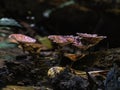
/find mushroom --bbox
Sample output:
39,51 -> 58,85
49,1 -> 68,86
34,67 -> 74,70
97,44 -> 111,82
77,33 -> 107,44
64,53 -> 86,62
48,35 -> 73,46
8,34 -> 49,57
8,34 -> 36,43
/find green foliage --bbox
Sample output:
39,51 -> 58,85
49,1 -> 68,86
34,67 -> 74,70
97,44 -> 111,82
35,36 -> 53,49
0,41 -> 18,48
0,18 -> 22,27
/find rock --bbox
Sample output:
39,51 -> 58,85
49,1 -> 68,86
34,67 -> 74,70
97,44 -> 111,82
104,60 -> 120,90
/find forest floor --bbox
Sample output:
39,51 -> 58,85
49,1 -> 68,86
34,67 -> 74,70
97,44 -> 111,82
0,46 -> 120,90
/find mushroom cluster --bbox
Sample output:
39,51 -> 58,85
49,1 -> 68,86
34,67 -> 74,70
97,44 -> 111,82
48,33 -> 106,61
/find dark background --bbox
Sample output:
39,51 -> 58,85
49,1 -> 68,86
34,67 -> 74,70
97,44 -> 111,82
0,0 -> 120,48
